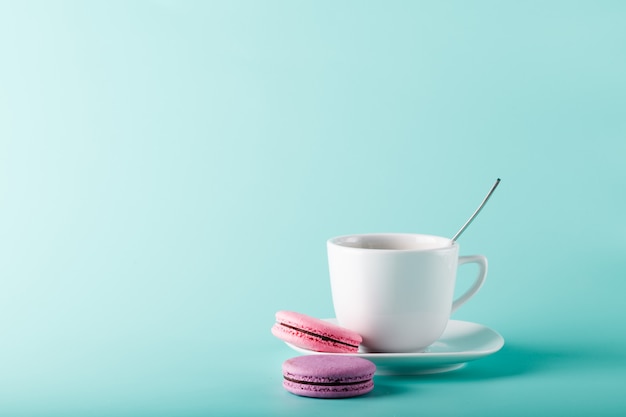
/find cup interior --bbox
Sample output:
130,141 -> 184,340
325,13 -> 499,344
329,233 -> 453,251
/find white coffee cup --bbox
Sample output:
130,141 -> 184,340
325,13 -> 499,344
327,233 -> 487,353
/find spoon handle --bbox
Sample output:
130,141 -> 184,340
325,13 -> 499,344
451,178 -> 501,242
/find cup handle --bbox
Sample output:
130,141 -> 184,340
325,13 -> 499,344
451,255 -> 488,313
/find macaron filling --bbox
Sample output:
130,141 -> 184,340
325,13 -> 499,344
278,322 -> 359,349
283,376 -> 371,386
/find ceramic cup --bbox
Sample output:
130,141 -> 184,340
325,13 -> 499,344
327,233 -> 487,353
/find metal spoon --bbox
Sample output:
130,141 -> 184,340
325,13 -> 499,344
451,178 -> 501,242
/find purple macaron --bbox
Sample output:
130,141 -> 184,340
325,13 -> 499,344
282,355 -> 376,398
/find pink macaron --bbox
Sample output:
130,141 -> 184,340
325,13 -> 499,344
282,355 -> 375,398
271,310 -> 362,353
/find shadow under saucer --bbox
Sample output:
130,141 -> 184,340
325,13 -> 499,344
380,342 -> 592,382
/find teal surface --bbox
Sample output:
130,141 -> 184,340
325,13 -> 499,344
1,1 -> 625,416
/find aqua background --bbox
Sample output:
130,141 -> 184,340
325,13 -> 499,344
1,1 -> 625,416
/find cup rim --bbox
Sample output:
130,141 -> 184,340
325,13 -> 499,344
327,233 -> 457,252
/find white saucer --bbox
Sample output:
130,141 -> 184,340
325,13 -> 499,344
285,319 -> 504,375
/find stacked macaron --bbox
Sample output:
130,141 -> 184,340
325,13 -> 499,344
272,310 -> 375,398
